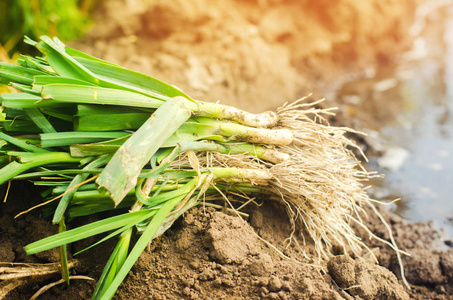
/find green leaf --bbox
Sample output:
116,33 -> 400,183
97,196 -> 182,300
9,82 -> 38,95
41,84 -> 166,108
0,152 -> 81,186
24,209 -> 156,255
33,75 -> 97,92
36,37 -> 187,100
19,55 -> 55,74
36,36 -> 100,84
1,92 -> 67,109
96,97 -> 192,205
75,113 -> 150,131
13,169 -> 102,179
1,120 -> 41,133
91,228 -> 133,299
24,107 -> 57,133
0,62 -> 48,85
59,218 -> 70,284
52,155 -> 112,224
76,104 -> 150,116
0,132 -> 48,153
41,107 -> 75,122
69,135 -> 131,157
40,131 -> 129,148
67,198 -> 135,218
138,176 -> 198,207
71,54 -> 191,99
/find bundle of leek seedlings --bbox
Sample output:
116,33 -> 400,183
0,36 -> 406,299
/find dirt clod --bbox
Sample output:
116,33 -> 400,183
249,253 -> 274,276
328,254 -> 409,300
0,242 -> 15,262
206,212 -> 258,264
268,275 -> 282,292
327,255 -> 356,288
351,260 -> 409,300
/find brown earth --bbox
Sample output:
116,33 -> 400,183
2,185 -> 452,299
2,0 -> 453,299
72,0 -> 417,113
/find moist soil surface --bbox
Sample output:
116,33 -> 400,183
2,0 -> 453,299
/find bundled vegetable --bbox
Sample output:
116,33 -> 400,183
0,37 -> 404,299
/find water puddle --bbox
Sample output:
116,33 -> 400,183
335,2 -> 453,239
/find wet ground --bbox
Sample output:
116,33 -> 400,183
333,1 -> 453,240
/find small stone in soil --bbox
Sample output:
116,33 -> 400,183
268,275 -> 282,292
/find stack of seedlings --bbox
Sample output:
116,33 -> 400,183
0,36 -> 404,299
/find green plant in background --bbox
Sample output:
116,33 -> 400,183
0,36 -> 408,298
0,0 -> 95,56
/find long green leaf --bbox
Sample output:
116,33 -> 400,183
76,104 -> 150,116
13,169 -> 103,179
0,132 -> 48,153
0,62 -> 47,85
71,55 -> 190,98
0,152 -> 82,186
64,47 -> 119,67
65,45 -> 191,99
41,84 -> 166,107
24,209 -> 156,255
73,215 -> 141,256
33,75 -> 97,92
40,131 -> 129,148
1,92 -> 67,109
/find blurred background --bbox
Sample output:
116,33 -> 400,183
0,0 -> 94,56
1,0 -> 452,239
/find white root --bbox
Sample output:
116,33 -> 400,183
188,98 -> 279,128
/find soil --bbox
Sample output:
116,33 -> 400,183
1,0 -> 453,299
